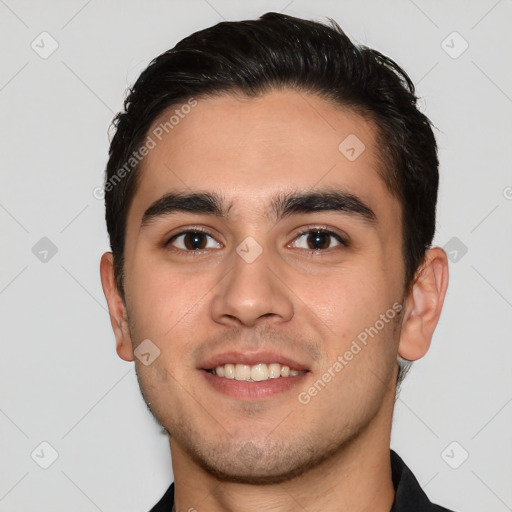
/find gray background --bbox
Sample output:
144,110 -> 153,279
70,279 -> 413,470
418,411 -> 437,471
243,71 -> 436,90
1,0 -> 511,511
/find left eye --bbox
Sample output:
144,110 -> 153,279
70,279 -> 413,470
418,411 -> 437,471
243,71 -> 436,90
168,231 -> 221,251
290,230 -> 345,251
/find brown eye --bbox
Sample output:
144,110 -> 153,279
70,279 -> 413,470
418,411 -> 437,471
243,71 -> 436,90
291,229 -> 345,251
306,231 -> 331,250
168,231 -> 221,251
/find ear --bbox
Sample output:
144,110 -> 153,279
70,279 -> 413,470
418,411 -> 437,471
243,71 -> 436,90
99,252 -> 134,361
398,247 -> 449,361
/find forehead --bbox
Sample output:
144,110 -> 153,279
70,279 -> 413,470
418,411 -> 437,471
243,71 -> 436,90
127,89 -> 398,228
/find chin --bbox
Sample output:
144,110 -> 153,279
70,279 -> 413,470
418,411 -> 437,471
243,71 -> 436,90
181,435 -> 349,485
191,454 -> 312,485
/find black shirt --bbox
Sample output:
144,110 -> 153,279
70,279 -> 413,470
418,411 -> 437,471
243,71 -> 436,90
149,450 -> 454,511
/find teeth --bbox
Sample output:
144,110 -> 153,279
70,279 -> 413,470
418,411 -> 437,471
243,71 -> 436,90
268,363 -> 281,378
235,364 -> 251,380
251,363 -> 268,382
224,363 -> 235,379
212,363 -> 305,381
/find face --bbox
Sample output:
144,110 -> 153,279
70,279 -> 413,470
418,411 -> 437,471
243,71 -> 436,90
113,90 -> 409,483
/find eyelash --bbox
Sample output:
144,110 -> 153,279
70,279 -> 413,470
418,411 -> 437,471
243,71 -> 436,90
289,227 -> 348,254
165,226 -> 348,256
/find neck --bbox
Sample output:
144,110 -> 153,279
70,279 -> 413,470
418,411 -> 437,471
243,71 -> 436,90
169,395 -> 396,512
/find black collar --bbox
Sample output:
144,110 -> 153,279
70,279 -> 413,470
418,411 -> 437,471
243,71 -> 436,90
149,450 -> 454,511
389,450 -> 454,511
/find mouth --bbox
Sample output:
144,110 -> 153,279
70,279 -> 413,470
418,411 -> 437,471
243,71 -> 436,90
206,362 -> 306,381
199,352 -> 310,400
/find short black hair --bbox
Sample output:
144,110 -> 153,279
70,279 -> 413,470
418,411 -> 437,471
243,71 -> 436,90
104,11 -> 438,299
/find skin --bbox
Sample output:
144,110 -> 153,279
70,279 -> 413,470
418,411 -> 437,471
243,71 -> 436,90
100,90 -> 449,512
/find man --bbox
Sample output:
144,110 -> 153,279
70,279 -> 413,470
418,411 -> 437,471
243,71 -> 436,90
100,12 -> 452,512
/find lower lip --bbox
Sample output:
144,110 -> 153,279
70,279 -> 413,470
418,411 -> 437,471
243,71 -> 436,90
200,370 -> 309,400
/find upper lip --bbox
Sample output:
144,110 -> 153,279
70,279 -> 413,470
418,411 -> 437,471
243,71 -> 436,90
199,351 -> 309,372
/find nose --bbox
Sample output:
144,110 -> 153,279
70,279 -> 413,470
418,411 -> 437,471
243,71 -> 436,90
210,243 -> 294,328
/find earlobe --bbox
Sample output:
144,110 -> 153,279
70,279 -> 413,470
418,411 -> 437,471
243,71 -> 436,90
398,247 -> 449,361
99,252 -> 134,361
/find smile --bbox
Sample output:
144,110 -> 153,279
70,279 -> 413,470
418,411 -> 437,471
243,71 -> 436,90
207,363 -> 306,381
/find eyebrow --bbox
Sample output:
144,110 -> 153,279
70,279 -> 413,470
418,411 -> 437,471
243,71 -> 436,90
140,188 -> 377,228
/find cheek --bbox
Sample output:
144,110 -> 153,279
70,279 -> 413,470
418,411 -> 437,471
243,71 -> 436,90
125,254 -> 209,342
290,262 -> 402,395
294,264 -> 398,342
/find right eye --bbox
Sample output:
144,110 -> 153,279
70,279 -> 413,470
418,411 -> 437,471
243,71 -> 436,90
166,230 -> 222,252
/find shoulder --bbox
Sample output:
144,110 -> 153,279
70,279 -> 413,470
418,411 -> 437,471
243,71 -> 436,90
390,450 -> 457,512
148,482 -> 174,512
